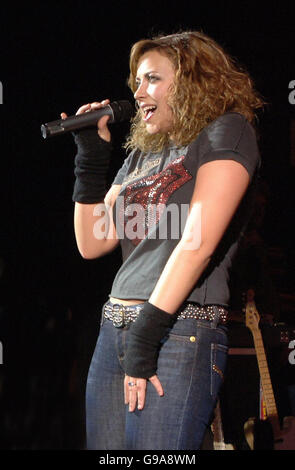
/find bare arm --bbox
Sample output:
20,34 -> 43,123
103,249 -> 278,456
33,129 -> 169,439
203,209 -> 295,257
74,184 -> 121,259
149,159 -> 251,312
126,159 -> 251,411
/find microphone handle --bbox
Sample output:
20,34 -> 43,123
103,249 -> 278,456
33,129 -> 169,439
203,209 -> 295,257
41,105 -> 115,139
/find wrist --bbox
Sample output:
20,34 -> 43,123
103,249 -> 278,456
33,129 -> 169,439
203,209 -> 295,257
123,301 -> 177,379
142,301 -> 176,326
72,128 -> 112,204
73,128 -> 112,154
98,128 -> 111,143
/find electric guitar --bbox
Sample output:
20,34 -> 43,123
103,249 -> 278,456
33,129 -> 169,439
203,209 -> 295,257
212,399 -> 234,450
245,292 -> 295,450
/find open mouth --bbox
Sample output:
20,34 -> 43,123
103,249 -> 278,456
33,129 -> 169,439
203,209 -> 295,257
142,105 -> 157,122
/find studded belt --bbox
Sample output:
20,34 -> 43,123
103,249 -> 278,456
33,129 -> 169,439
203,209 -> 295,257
103,301 -> 228,328
104,302 -> 144,328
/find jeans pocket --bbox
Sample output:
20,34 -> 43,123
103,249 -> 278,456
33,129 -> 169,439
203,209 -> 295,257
210,343 -> 228,402
165,332 -> 197,344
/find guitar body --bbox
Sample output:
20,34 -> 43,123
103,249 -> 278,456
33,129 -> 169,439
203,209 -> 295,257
244,417 -> 274,450
245,294 -> 295,450
274,415 -> 295,450
212,399 -> 235,450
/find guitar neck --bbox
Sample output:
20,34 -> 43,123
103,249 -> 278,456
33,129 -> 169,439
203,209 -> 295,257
245,297 -> 295,448
251,329 -> 279,424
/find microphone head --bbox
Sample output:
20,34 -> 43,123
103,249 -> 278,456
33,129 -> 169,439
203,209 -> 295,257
111,100 -> 134,123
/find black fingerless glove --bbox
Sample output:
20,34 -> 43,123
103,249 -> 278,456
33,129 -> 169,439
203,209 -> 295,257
72,128 -> 112,203
124,302 -> 177,379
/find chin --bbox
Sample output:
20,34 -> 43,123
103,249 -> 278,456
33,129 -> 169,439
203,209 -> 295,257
145,126 -> 158,135
145,122 -> 166,135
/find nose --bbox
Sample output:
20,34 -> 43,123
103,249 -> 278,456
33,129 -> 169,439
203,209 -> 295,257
134,80 -> 147,101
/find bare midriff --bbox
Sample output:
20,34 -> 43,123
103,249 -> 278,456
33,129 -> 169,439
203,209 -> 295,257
109,297 -> 145,306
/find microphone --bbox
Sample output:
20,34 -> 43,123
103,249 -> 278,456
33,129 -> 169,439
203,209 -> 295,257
41,100 -> 134,139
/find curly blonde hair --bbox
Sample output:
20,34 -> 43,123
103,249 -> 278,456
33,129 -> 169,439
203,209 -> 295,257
125,31 -> 264,153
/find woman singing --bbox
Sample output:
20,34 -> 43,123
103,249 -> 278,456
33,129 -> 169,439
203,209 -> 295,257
63,30 -> 264,450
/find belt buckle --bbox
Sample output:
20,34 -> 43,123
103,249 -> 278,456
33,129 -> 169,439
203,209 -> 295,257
112,304 -> 125,328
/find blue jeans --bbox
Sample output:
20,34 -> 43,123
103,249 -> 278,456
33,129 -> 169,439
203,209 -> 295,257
85,303 -> 228,450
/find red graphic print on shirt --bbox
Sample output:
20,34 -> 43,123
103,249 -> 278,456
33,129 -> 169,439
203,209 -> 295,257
120,156 -> 192,246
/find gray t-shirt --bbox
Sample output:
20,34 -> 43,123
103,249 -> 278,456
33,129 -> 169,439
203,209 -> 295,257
109,112 -> 261,308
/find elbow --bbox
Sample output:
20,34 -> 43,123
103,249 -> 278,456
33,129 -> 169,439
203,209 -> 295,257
192,247 -> 212,270
198,243 -> 214,265
178,239 -> 213,267
79,249 -> 99,260
76,242 -> 101,260
179,236 -> 213,258
77,240 -> 116,259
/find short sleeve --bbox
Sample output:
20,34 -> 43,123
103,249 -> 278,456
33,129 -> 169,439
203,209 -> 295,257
112,151 -> 135,186
193,113 -> 261,180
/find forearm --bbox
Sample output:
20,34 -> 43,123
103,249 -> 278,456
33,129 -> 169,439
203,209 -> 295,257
72,126 -> 119,258
124,242 -> 212,379
149,241 -> 211,313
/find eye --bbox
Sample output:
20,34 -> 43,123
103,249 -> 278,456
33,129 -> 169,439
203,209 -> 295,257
134,74 -> 160,90
147,74 -> 159,83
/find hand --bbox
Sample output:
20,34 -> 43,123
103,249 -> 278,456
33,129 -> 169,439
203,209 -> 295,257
124,374 -> 164,412
60,99 -> 111,142
123,303 -> 176,380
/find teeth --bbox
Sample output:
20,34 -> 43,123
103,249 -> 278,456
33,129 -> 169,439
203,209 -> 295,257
143,106 -> 156,115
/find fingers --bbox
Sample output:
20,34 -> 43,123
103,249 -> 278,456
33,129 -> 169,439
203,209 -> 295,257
60,99 -> 110,119
125,377 -> 147,412
124,375 -> 164,412
124,377 -> 145,412
76,99 -> 110,116
149,375 -> 164,397
63,98 -> 111,142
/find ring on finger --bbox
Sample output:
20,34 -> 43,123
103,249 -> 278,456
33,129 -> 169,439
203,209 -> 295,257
128,381 -> 136,387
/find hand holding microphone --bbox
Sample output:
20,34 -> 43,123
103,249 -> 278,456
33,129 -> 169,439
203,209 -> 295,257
41,99 -> 134,140
40,98 -> 134,204
61,99 -> 112,142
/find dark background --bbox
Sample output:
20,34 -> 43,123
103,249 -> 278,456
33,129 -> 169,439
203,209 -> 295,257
0,0 -> 294,450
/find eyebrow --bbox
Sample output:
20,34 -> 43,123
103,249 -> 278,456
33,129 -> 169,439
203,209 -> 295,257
135,71 -> 159,81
